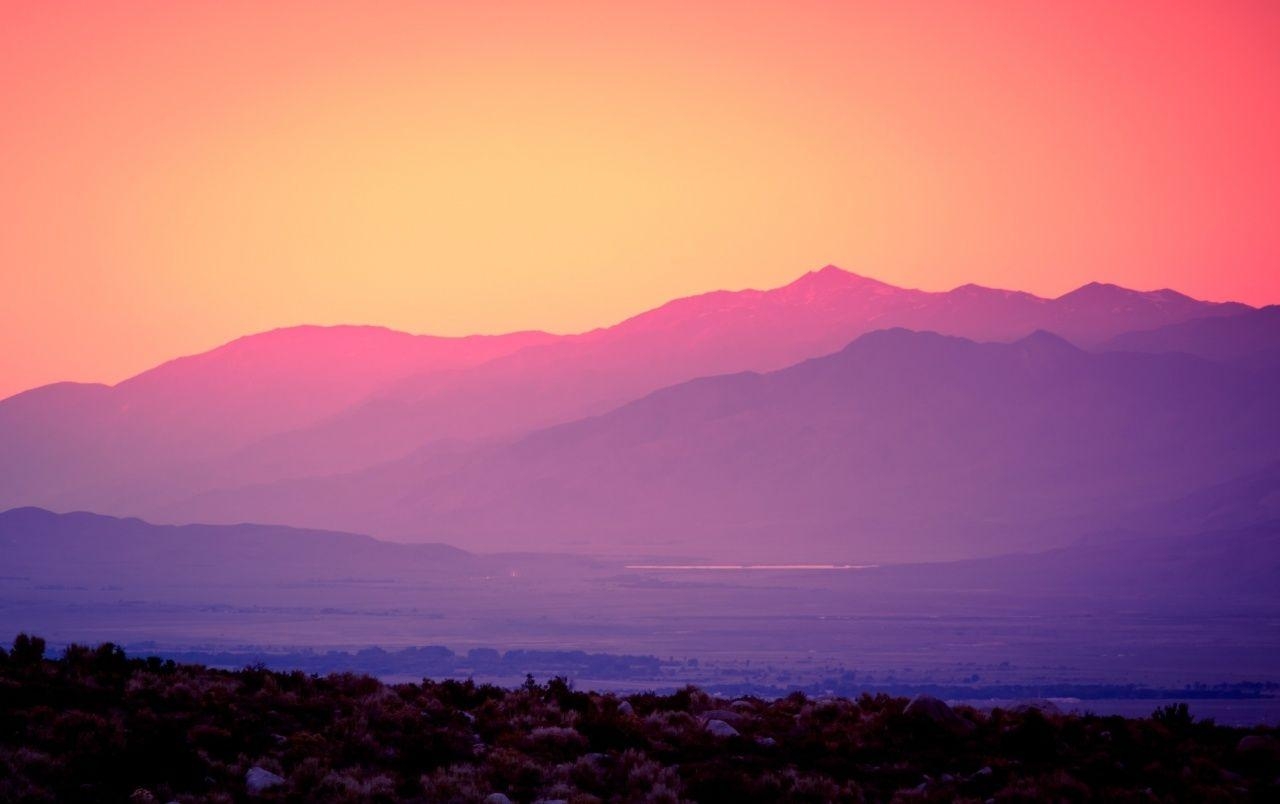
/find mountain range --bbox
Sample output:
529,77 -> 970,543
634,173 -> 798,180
1,266 -> 1275,563
158,328 -> 1280,561
6,506 -> 1276,612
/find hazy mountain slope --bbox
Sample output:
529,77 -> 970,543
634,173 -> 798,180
204,269 -> 1250,496
866,520 -> 1280,608
0,506 -> 473,588
0,267 -> 1250,516
0,327 -> 556,510
1134,461 -> 1280,534
163,329 -> 1280,562
1099,305 -> 1280,367
6,508 -> 1274,617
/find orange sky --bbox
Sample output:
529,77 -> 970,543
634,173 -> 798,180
2,1 -> 1278,399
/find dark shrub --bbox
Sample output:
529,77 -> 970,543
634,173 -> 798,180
11,633 -> 45,664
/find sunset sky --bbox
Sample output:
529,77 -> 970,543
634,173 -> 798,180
2,1 -> 1278,398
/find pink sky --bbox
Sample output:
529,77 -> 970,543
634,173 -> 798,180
2,1 -> 1278,399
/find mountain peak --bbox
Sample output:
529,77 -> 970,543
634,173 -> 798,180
1055,281 -> 1172,307
783,265 -> 900,295
1147,287 -> 1196,303
793,264 -> 854,283
1014,329 -> 1081,355
1058,280 -> 1126,299
0,506 -> 59,523
834,327 -> 965,358
946,282 -> 1043,303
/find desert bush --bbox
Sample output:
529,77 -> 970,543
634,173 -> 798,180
0,637 -> 1276,801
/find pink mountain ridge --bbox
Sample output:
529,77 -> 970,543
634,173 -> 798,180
3,266 -> 1275,563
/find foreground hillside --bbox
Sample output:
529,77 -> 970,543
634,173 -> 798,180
2,638 -> 1278,803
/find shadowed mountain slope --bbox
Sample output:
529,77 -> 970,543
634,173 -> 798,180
161,329 -> 1280,562
1099,305 -> 1280,369
0,506 -> 473,588
223,270 -> 1250,487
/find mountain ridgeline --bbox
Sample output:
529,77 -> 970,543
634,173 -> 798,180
1,266 -> 1276,565
159,328 -> 1280,561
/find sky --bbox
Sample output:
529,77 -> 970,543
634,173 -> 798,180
2,1 -> 1278,399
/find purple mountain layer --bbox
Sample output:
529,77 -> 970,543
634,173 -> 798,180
158,329 -> 1280,562
0,268 -> 1250,519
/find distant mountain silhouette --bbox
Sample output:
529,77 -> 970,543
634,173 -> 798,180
865,520 -> 1280,609
1099,305 -> 1280,369
0,506 -> 473,588
0,267 -> 1254,517
6,507 -> 1274,614
1131,460 -> 1280,535
0,326 -> 555,510
231,269 -> 1249,485
159,329 -> 1280,562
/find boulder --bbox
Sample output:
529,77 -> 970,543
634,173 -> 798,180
484,795 -> 513,804
704,719 -> 740,738
904,695 -> 975,734
617,700 -> 634,716
530,726 -> 583,743
1010,699 -> 1061,716
699,709 -> 745,726
245,767 -> 285,796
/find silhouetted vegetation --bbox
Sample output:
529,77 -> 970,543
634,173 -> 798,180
154,645 -> 663,682
147,645 -> 1280,704
1,635 -> 1277,802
